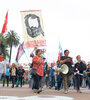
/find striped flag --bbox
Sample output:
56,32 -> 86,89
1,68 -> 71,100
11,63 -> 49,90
16,42 -> 25,62
58,42 -> 63,60
1,11 -> 8,35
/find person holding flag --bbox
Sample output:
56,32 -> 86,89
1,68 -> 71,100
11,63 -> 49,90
31,49 -> 45,94
56,42 -> 63,90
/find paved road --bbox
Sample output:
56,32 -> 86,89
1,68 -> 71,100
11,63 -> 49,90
0,84 -> 90,100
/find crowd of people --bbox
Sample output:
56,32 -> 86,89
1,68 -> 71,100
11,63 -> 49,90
29,48 -> 90,94
0,53 -> 25,88
0,48 -> 90,94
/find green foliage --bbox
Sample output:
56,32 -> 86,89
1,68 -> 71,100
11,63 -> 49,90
0,34 -> 9,58
5,30 -> 20,63
5,30 -> 20,47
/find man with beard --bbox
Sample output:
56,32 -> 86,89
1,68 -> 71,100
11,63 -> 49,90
24,14 -> 44,38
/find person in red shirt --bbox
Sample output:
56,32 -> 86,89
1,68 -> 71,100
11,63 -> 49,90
0,53 -> 4,62
32,49 -> 44,94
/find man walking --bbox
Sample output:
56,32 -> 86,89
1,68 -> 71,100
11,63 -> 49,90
60,49 -> 74,94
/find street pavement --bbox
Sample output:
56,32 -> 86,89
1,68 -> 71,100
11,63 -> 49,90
0,84 -> 90,100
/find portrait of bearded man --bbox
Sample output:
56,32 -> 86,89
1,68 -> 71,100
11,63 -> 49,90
24,14 -> 44,38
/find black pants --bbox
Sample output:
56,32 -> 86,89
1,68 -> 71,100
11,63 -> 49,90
57,73 -> 63,89
80,75 -> 83,86
32,74 -> 42,90
3,76 -> 9,87
45,76 -> 49,87
75,74 -> 80,90
19,77 -> 23,87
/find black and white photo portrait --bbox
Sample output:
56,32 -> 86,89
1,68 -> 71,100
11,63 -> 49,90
24,14 -> 44,38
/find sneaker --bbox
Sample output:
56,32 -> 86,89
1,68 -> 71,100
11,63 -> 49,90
49,87 -> 52,89
55,87 -> 57,90
40,88 -> 44,91
37,90 -> 42,94
77,89 -> 82,93
29,86 -> 32,88
58,88 -> 60,91
64,90 -> 68,94
11,86 -> 14,88
88,88 -> 90,90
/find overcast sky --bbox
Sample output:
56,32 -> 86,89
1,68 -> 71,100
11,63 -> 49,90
0,0 -> 90,64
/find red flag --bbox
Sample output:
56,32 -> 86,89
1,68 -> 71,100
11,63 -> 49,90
58,51 -> 62,60
1,11 -> 8,35
53,60 -> 56,66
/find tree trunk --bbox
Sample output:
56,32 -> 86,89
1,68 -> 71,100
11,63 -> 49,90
9,44 -> 12,64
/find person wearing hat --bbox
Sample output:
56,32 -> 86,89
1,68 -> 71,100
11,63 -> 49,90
86,62 -> 90,89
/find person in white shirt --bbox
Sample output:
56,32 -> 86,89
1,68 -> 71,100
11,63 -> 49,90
0,53 -> 6,81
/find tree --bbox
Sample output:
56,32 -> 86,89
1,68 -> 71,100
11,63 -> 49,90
0,34 -> 9,59
5,30 -> 20,64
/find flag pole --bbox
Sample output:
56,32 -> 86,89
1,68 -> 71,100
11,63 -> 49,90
24,51 -> 30,63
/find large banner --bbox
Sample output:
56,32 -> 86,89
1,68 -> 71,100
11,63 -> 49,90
21,10 -> 46,48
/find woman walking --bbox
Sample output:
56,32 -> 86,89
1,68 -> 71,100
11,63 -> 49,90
32,49 -> 44,94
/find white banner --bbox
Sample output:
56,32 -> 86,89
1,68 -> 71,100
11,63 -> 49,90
21,10 -> 46,48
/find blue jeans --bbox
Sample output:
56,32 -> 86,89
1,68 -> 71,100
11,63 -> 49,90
49,75 -> 54,87
87,77 -> 90,88
12,76 -> 16,87
22,77 -> 24,85
28,78 -> 33,87
73,75 -> 77,89
54,74 -> 57,88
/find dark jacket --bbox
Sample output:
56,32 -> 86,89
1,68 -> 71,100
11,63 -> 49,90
10,67 -> 17,77
74,62 -> 87,74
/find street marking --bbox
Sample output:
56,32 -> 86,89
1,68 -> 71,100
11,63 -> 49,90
0,96 -> 74,100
